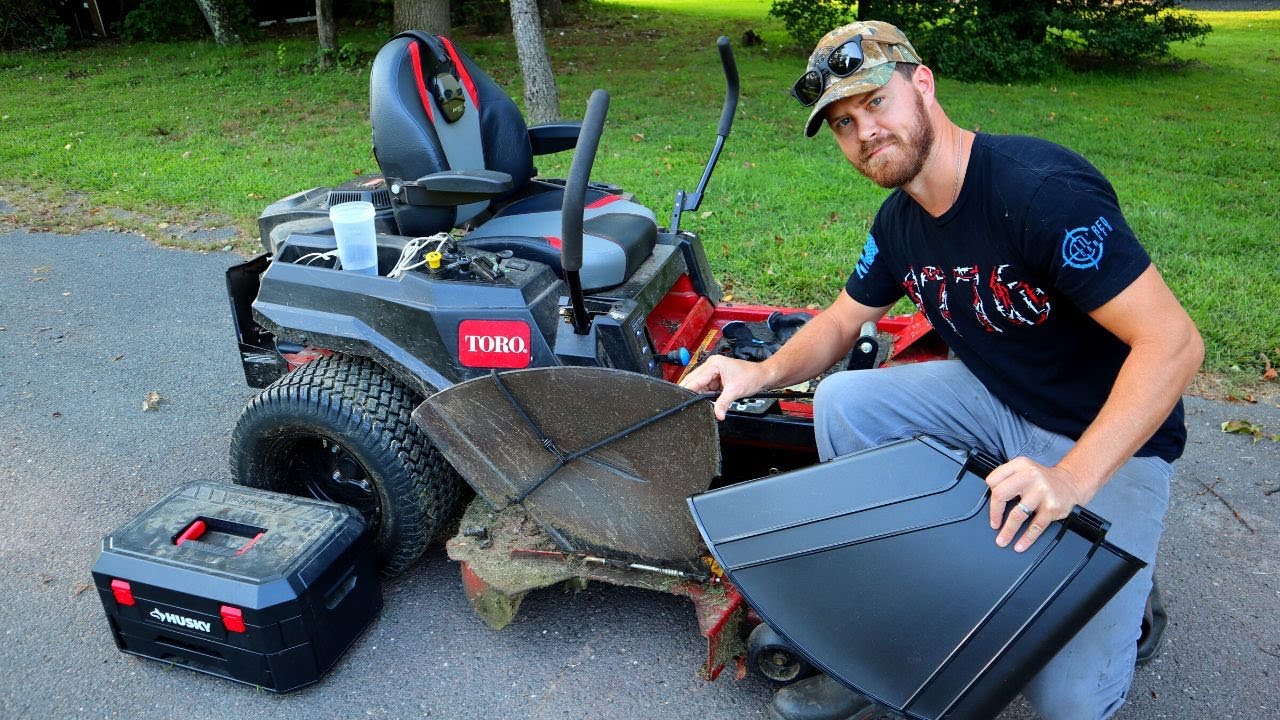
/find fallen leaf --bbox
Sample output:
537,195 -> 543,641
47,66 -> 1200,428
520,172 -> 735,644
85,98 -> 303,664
181,151 -> 191,159
33,265 -> 52,274
112,354 -> 124,361
722,293 -> 734,302
73,582 -> 93,596
1221,419 -> 1255,434
142,391 -> 161,412
157,222 -> 169,229
1221,419 -> 1280,442
774,234 -> 785,246
1261,352 -> 1277,381
631,133 -> 644,142
700,210 -> 714,219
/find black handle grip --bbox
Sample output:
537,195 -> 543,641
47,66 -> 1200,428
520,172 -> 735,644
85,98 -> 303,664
716,36 -> 739,138
560,88 -> 610,273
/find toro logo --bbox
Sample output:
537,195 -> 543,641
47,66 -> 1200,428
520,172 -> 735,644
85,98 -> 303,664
149,607 -> 212,633
458,320 -> 532,369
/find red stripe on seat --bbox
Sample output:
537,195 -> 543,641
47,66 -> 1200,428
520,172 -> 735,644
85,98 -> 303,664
545,236 -> 562,250
408,42 -> 435,122
586,194 -> 622,209
439,36 -> 480,110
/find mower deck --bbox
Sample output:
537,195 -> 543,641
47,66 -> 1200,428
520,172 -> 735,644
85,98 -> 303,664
446,496 -> 749,681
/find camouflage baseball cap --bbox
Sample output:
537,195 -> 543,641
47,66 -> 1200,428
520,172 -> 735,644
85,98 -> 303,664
801,20 -> 922,137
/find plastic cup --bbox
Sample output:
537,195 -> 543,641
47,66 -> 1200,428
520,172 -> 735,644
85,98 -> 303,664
329,201 -> 378,276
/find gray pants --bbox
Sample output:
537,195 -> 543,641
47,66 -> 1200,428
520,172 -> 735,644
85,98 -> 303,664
813,360 -> 1171,720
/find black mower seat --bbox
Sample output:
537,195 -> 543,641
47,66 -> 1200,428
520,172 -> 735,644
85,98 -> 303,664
463,190 -> 656,292
369,32 -> 657,292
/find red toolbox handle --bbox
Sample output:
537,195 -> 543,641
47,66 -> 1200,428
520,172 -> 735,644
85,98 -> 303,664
236,532 -> 266,555
174,519 -> 207,546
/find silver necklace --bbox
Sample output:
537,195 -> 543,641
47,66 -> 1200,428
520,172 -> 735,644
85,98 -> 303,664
952,130 -> 965,204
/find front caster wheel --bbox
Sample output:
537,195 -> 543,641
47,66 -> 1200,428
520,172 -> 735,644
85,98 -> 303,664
749,621 -> 816,685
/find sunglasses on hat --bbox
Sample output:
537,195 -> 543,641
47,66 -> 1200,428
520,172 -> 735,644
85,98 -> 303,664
790,35 -> 887,107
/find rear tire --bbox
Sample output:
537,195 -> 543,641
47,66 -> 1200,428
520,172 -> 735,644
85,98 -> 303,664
230,354 -> 463,577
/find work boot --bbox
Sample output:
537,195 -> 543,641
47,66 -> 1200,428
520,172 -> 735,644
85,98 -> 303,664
1136,577 -> 1167,666
767,673 -> 872,720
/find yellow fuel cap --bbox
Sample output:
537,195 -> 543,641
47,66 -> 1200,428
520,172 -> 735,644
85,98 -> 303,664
426,251 -> 443,270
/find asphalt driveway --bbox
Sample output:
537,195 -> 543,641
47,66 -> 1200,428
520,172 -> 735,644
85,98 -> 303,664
0,226 -> 1275,719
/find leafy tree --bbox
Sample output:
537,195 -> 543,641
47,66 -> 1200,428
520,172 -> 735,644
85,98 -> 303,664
1048,0 -> 1214,63
0,0 -> 66,50
767,0 -> 856,50
768,0 -> 1212,82
120,0 -> 254,44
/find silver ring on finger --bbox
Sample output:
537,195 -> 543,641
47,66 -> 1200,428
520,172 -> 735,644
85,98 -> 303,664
1016,502 -> 1034,516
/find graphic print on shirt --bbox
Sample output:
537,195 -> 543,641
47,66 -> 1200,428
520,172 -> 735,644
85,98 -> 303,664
856,233 -> 879,279
919,266 -> 957,333
954,266 -> 999,333
990,264 -> 1051,327
1061,215 -> 1113,270
902,264 -> 1051,336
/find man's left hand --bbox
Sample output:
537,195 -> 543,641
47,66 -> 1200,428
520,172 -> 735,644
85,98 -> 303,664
984,457 -> 1092,553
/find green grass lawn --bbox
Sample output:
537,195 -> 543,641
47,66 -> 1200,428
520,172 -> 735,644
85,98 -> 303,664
1,1 -> 1277,376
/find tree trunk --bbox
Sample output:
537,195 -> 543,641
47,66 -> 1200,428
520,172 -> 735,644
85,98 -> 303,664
541,0 -> 567,28
192,0 -> 242,45
316,0 -> 337,70
394,0 -> 450,35
510,0 -> 560,124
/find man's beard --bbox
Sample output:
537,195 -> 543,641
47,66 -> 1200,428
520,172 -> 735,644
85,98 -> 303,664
853,91 -> 934,189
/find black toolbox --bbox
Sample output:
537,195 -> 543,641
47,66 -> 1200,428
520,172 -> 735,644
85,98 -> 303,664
689,436 -> 1145,720
92,480 -> 381,693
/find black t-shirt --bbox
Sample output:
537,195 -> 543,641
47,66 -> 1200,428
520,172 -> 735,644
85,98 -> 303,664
845,133 -> 1185,462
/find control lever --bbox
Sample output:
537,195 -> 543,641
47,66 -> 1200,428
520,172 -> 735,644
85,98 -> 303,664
846,321 -> 880,370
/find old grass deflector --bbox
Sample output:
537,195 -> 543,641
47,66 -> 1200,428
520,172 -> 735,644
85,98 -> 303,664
414,366 -> 719,567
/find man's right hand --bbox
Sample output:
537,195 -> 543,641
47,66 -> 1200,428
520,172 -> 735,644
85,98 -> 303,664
679,355 -> 774,421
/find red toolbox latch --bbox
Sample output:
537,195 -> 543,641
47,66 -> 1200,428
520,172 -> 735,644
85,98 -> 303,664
110,579 -> 135,607
220,605 -> 246,633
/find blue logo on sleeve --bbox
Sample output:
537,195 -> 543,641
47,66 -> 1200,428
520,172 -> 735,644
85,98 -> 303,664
1061,216 -> 1112,270
856,233 -> 878,278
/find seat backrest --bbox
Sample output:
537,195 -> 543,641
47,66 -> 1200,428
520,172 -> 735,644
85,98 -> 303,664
369,33 -> 535,236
